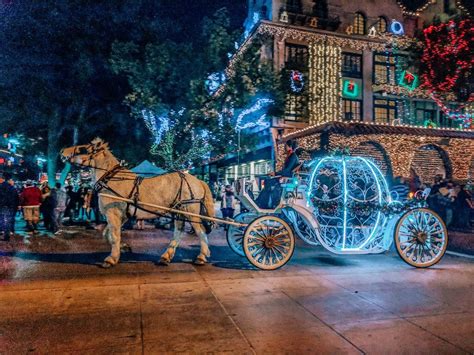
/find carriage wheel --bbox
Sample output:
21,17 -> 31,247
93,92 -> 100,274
226,212 -> 258,256
395,208 -> 448,268
243,215 -> 295,270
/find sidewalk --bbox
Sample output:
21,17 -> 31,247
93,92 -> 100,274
1,226 -> 473,353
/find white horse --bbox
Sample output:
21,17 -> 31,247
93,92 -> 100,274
61,138 -> 215,268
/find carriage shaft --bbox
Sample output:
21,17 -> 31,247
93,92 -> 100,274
98,193 -> 247,227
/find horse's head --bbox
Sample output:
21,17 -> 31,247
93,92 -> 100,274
61,138 -> 110,167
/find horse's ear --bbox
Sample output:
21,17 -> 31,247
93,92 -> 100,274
91,137 -> 105,148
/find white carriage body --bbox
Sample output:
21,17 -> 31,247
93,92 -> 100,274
230,155 -> 448,270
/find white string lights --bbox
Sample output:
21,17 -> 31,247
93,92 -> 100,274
235,98 -> 274,130
308,40 -> 341,124
141,110 -> 170,145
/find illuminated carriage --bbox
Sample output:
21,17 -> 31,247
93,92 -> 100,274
227,155 -> 448,270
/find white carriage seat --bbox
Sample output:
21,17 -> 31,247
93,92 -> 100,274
235,177 -> 283,214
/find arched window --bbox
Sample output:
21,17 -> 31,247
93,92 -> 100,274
353,12 -> 366,35
376,16 -> 387,33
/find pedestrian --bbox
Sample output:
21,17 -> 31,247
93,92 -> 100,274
54,183 -> 68,233
7,176 -> 19,237
77,186 -> 86,220
221,185 -> 236,231
46,184 -> 59,233
64,185 -> 77,223
0,172 -> 19,241
82,188 -> 93,222
19,180 -> 42,234
40,185 -> 54,231
453,185 -> 473,229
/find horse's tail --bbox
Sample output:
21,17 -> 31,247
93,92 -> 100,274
200,181 -> 215,234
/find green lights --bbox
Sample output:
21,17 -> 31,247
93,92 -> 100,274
342,79 -> 359,98
398,70 -> 418,91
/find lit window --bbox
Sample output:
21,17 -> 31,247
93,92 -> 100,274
343,99 -> 362,121
373,53 -> 407,85
285,94 -> 308,122
374,98 -> 398,124
353,12 -> 366,35
376,17 -> 387,33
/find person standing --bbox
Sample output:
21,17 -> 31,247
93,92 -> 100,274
40,185 -> 53,231
220,185 -> 236,231
0,172 -> 18,241
54,183 -> 68,233
82,188 -> 93,222
7,176 -> 19,237
454,185 -> 473,229
64,185 -> 76,223
19,181 -> 42,234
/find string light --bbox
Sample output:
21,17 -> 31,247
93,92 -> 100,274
235,98 -> 274,130
279,121 -> 474,180
308,40 -> 341,124
141,110 -> 171,145
396,0 -> 436,17
455,0 -> 471,16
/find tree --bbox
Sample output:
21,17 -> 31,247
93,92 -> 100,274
0,1 -> 154,184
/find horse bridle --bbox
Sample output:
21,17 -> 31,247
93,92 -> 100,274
65,143 -> 109,170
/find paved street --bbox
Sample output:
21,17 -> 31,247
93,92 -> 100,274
0,226 -> 473,354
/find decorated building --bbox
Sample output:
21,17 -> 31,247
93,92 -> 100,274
206,0 -> 474,184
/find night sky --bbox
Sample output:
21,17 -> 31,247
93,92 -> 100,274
161,0 -> 247,39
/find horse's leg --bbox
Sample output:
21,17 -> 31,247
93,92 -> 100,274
120,217 -> 132,253
102,209 -> 123,268
191,221 -> 211,265
159,220 -> 185,265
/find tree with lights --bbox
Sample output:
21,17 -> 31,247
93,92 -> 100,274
419,17 -> 473,124
111,7 -> 283,169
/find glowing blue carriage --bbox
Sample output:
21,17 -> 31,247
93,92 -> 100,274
227,155 -> 448,270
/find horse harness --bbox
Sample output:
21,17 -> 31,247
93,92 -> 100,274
92,165 -> 208,223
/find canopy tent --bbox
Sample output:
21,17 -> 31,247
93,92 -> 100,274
131,160 -> 167,177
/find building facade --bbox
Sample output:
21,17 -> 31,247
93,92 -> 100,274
205,0 -> 473,184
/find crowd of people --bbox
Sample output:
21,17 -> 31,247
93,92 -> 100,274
391,175 -> 474,229
0,172 -> 102,241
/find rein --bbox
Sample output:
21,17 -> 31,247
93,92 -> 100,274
67,145 -> 211,226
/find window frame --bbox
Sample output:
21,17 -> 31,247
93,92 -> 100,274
373,97 -> 398,124
353,12 -> 366,35
342,52 -> 363,78
285,43 -> 309,70
373,52 -> 408,85
376,16 -> 387,33
343,99 -> 363,122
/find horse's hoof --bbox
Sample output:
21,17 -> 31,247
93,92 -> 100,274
101,261 -> 114,269
193,258 -> 206,266
158,258 -> 170,266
